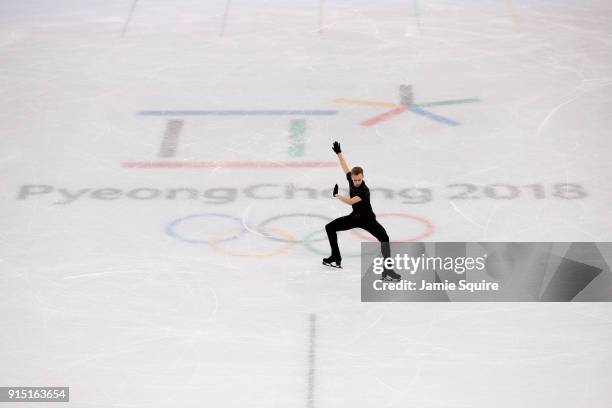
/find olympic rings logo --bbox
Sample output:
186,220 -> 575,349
165,212 -> 434,258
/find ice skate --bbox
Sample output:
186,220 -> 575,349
322,255 -> 342,268
381,269 -> 401,282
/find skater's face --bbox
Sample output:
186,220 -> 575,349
351,174 -> 363,187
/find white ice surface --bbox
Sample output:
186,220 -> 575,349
1,1 -> 612,407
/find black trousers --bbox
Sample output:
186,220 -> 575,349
325,213 -> 390,259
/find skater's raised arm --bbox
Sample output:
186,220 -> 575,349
332,141 -> 350,175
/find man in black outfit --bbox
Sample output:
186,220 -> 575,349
323,141 -> 401,282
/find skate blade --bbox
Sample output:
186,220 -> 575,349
381,277 -> 401,282
322,261 -> 342,269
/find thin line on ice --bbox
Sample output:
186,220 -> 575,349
449,201 -> 486,229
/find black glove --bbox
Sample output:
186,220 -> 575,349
332,141 -> 341,154
333,184 -> 339,197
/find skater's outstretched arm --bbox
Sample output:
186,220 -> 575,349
332,141 -> 350,175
